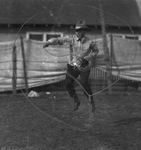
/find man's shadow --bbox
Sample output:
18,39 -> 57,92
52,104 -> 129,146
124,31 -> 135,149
114,117 -> 141,126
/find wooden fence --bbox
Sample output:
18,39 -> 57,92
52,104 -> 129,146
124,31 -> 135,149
90,67 -> 140,91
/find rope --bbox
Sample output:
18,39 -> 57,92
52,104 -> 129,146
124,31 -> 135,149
10,4 -> 138,131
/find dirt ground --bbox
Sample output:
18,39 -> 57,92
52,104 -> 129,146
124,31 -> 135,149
0,86 -> 141,150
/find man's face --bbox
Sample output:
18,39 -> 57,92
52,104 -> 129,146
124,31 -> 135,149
75,29 -> 85,40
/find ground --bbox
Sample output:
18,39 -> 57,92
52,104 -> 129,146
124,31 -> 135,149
0,86 -> 141,150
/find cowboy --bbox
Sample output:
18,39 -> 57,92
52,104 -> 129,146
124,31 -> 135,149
43,19 -> 99,112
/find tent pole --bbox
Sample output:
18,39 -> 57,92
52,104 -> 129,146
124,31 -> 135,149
99,0 -> 112,94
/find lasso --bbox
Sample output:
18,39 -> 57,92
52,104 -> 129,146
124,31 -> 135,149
12,4 -> 137,131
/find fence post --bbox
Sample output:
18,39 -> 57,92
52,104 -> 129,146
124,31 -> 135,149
12,44 -> 17,95
99,0 -> 112,94
110,34 -> 113,81
20,35 -> 28,94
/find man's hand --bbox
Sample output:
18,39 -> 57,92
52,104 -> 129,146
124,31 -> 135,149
77,57 -> 89,68
43,42 -> 50,48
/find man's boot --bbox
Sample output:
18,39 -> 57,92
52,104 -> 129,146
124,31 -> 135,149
73,94 -> 80,111
89,95 -> 95,112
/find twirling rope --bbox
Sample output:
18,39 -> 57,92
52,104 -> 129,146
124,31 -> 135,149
11,4 -> 137,131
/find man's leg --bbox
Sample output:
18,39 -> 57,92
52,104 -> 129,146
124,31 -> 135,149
65,64 -> 80,110
80,70 -> 95,112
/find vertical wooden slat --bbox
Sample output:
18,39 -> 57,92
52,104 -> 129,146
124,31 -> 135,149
12,44 -> 17,95
20,36 -> 28,94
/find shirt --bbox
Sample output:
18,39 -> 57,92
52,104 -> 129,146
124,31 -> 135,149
47,35 -> 99,70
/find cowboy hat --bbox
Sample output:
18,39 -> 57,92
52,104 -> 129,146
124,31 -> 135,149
75,19 -> 89,30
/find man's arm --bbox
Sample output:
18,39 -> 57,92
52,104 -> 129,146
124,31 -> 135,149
43,36 -> 72,48
43,38 -> 60,48
83,42 -> 99,60
89,41 -> 99,53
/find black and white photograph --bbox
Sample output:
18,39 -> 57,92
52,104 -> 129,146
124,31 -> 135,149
0,0 -> 141,149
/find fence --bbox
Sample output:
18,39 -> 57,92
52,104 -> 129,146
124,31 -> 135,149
0,35 -> 141,94
90,67 -> 140,91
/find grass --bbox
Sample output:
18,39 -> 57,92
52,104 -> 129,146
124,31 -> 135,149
0,90 -> 141,150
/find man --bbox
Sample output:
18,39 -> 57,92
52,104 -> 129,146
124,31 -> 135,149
43,19 -> 99,112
